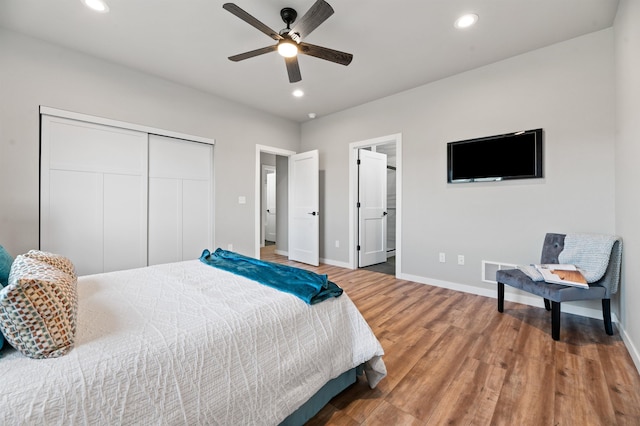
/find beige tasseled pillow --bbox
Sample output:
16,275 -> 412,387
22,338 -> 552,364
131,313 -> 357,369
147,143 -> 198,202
0,252 -> 78,359
22,250 -> 77,280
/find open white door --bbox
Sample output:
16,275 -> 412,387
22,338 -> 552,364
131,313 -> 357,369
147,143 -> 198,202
289,150 -> 319,266
358,149 -> 387,267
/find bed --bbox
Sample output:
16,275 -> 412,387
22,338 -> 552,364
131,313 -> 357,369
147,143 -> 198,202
0,251 -> 386,425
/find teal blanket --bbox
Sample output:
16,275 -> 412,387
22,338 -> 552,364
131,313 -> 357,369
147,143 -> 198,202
199,249 -> 343,305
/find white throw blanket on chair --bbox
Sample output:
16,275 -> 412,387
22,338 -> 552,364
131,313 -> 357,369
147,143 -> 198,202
558,233 -> 618,283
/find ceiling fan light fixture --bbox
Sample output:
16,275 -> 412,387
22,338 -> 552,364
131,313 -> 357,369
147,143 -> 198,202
454,13 -> 478,29
277,39 -> 298,58
82,0 -> 110,13
223,1 -> 353,82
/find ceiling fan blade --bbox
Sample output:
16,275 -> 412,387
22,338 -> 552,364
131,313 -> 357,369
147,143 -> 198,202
288,0 -> 334,42
223,3 -> 282,41
229,45 -> 277,62
285,56 -> 302,83
299,42 -> 353,66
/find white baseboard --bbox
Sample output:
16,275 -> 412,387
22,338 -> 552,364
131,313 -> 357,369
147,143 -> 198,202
320,257 -> 351,269
620,324 -> 640,374
398,272 -> 618,322
275,253 -> 350,269
400,272 -> 495,299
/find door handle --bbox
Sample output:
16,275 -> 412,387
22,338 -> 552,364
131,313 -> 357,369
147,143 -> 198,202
308,212 -> 318,216
382,211 -> 388,216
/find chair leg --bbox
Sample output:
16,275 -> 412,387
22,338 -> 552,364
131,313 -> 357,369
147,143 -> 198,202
551,301 -> 561,341
603,299 -> 613,335
544,298 -> 551,311
497,282 -> 504,313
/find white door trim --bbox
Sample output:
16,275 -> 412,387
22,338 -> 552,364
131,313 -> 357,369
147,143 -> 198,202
254,144 -> 296,259
349,133 -> 402,275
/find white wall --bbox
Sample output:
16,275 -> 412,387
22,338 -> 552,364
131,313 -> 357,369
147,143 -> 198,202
301,30 -> 616,312
614,0 -> 640,369
0,29 -> 299,257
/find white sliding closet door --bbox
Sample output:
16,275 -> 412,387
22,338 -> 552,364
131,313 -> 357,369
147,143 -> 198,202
148,135 -> 213,265
40,116 -> 148,276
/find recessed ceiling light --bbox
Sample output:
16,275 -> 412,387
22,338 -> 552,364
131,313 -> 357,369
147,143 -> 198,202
292,89 -> 304,98
454,13 -> 478,29
82,0 -> 110,13
308,113 -> 317,119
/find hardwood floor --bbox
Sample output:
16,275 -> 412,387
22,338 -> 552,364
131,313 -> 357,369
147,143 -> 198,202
260,246 -> 640,425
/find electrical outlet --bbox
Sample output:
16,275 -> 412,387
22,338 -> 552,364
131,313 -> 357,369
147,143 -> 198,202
458,255 -> 465,265
439,252 -> 446,263
228,244 -> 233,251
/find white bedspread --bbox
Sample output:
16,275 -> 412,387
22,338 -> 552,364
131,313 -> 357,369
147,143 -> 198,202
0,260 -> 386,425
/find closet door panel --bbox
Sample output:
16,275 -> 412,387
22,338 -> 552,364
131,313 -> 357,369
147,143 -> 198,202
48,118 -> 147,175
148,135 -> 212,265
182,179 -> 211,260
149,136 -> 211,180
47,170 -> 104,276
148,178 -> 181,266
41,115 -> 148,275
104,174 -> 148,272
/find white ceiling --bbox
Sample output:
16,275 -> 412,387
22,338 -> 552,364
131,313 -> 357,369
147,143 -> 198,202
0,0 -> 619,122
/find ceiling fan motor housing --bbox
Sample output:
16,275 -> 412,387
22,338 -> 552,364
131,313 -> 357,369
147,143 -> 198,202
280,7 -> 297,27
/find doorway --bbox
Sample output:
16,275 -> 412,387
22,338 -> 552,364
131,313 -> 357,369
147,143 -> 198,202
255,145 -> 320,265
255,145 -> 295,259
261,164 -> 276,246
349,134 -> 402,277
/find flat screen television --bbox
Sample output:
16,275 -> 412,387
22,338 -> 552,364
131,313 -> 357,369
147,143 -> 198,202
447,128 -> 543,183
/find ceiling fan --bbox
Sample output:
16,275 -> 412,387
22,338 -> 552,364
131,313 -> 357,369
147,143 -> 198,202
223,0 -> 353,83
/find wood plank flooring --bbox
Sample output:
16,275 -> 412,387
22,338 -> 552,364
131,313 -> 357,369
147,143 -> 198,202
260,246 -> 640,425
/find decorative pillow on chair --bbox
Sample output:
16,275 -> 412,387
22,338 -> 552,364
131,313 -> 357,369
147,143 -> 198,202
0,254 -> 78,359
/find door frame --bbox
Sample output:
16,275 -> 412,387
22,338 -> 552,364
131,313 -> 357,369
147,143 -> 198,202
349,133 -> 402,275
254,144 -> 296,259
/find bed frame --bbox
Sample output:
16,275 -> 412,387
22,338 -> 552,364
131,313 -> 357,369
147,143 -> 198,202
280,365 -> 362,425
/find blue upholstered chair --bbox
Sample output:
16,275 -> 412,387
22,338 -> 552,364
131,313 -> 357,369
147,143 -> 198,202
496,233 -> 622,341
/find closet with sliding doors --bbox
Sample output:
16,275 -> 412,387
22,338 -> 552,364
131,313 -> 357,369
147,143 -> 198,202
40,109 -> 213,276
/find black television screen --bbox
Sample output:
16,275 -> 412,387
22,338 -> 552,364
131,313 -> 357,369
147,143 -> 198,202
447,128 -> 543,183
